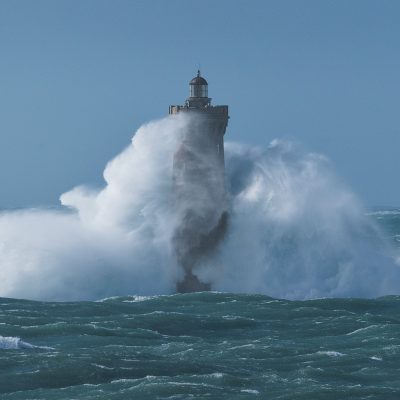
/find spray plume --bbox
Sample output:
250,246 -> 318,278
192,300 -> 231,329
0,115 -> 399,300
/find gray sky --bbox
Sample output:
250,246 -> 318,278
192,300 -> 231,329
0,0 -> 399,208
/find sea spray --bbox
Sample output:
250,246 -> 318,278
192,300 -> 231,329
205,140 -> 400,298
0,115 -> 398,300
0,116 -> 186,300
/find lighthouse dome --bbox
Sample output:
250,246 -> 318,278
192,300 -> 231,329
190,75 -> 208,86
189,70 -> 208,98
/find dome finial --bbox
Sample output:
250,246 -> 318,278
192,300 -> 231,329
197,69 -> 201,77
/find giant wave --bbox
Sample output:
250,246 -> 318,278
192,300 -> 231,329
0,115 -> 399,300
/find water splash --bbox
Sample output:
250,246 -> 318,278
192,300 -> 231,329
206,140 -> 400,298
0,335 -> 53,350
0,115 -> 398,300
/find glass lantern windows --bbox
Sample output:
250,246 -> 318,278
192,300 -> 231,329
190,84 -> 208,98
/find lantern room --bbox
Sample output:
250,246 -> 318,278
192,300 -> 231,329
189,70 -> 208,98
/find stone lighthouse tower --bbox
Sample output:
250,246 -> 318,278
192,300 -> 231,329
169,71 -> 229,292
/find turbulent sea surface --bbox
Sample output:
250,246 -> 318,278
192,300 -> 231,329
1,209 -> 400,399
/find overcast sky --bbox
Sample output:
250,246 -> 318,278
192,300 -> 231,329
0,0 -> 399,208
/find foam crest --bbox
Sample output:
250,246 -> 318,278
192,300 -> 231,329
0,335 -> 34,349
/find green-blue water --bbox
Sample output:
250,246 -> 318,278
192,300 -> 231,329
1,209 -> 400,399
1,294 -> 400,399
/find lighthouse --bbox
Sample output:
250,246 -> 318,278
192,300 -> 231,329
169,71 -> 229,292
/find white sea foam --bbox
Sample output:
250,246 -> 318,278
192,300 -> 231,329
0,335 -> 52,350
91,363 -> 114,370
241,389 -> 260,394
122,295 -> 157,303
210,372 -> 224,378
0,335 -> 34,349
0,114 -> 399,300
346,325 -> 379,336
317,351 -> 345,357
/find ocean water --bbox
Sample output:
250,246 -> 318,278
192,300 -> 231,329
1,209 -> 400,399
